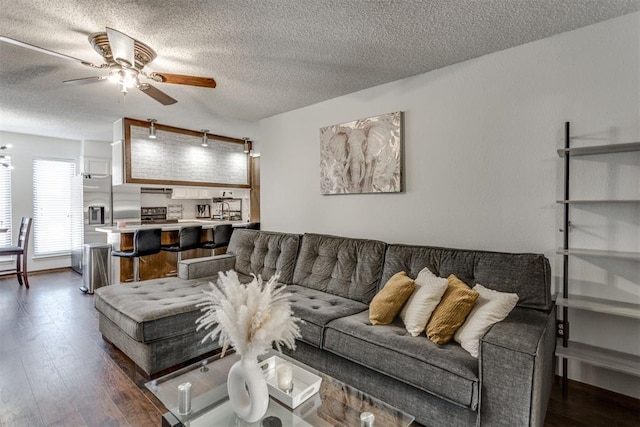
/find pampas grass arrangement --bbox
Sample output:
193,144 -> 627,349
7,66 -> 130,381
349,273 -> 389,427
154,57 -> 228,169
196,270 -> 301,358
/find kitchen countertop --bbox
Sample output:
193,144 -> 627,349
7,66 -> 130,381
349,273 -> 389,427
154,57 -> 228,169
96,220 -> 244,233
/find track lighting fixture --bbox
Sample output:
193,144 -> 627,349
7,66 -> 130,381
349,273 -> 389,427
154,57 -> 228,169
148,119 -> 157,139
201,129 -> 209,147
243,137 -> 250,154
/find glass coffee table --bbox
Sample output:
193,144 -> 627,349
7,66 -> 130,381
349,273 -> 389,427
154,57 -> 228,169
146,350 -> 414,426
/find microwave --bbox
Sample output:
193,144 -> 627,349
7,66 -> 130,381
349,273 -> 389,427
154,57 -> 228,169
88,206 -> 105,225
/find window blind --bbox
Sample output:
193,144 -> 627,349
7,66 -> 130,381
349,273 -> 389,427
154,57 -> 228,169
0,161 -> 11,247
33,159 -> 76,256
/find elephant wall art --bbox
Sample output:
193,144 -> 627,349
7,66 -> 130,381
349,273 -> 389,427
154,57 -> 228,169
320,111 -> 402,194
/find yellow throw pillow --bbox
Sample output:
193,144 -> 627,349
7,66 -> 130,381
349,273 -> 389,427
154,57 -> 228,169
369,271 -> 416,325
426,275 -> 479,344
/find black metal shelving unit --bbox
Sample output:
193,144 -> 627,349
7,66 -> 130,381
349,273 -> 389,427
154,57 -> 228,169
557,122 -> 640,397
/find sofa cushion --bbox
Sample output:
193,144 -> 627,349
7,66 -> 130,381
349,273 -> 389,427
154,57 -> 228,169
324,311 -> 479,409
381,244 -> 552,310
426,275 -> 479,345
227,230 -> 301,284
454,284 -> 519,358
400,267 -> 448,336
287,285 -> 368,348
369,271 -> 415,325
292,233 -> 387,304
94,277 -> 212,343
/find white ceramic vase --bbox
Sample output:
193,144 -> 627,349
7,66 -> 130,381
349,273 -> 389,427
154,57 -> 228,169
227,355 -> 269,423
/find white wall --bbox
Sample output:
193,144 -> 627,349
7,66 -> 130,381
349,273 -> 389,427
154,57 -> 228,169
260,13 -> 640,397
0,131 -> 81,271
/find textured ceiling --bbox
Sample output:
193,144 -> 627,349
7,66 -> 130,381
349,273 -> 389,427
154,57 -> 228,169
1,0 -> 639,141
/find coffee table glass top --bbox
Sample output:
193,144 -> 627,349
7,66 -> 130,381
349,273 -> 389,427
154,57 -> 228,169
146,350 -> 414,426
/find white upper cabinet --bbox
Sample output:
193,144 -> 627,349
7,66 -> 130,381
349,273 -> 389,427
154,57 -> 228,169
82,156 -> 111,175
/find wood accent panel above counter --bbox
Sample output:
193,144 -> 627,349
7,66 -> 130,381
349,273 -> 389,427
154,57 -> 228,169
112,118 -> 252,188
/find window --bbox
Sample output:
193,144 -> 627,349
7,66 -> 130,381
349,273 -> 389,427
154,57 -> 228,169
0,161 -> 11,247
33,159 -> 76,256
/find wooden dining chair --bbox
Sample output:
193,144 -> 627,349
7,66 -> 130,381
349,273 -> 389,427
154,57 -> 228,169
0,217 -> 33,288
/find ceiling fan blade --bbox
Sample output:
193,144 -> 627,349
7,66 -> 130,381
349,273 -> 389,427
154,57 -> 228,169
137,83 -> 177,105
0,35 -> 102,68
63,76 -> 108,85
150,72 -> 216,88
106,27 -> 135,68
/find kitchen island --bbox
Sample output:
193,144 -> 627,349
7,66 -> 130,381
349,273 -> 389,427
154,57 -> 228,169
97,220 -> 244,283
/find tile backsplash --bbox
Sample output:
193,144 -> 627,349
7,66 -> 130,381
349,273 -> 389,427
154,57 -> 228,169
140,188 -> 250,221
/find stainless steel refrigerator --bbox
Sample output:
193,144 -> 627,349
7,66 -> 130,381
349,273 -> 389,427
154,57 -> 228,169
71,174 -> 112,274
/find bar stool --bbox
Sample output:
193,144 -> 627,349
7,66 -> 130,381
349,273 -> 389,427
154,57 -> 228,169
201,224 -> 234,256
0,217 -> 33,288
111,228 -> 162,282
161,226 -> 202,270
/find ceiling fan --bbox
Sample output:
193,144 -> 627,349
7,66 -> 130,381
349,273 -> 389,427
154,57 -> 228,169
0,27 -> 216,105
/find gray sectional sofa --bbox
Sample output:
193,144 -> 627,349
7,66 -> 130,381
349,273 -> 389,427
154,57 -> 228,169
94,229 -> 555,427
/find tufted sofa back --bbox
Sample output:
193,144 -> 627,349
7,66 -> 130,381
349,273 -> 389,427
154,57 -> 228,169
293,233 -> 387,304
382,244 -> 552,310
227,229 -> 301,284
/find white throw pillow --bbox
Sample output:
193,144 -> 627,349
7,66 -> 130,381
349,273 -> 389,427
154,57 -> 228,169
454,284 -> 519,358
399,267 -> 448,336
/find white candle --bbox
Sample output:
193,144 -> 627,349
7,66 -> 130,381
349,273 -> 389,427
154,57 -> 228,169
360,412 -> 375,427
276,362 -> 293,392
178,382 -> 192,415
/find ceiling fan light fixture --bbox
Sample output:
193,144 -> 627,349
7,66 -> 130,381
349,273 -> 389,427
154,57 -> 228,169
201,130 -> 209,147
115,69 -> 138,90
148,119 -> 157,139
1,29 -> 215,108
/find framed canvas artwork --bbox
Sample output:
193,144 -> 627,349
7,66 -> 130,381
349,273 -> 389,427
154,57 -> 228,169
320,111 -> 402,194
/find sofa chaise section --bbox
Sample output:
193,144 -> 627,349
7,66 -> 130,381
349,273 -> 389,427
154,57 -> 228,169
94,229 -> 301,376
95,277 -> 219,376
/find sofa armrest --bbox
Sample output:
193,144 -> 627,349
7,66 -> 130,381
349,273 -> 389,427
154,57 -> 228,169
178,254 -> 236,280
478,306 -> 556,427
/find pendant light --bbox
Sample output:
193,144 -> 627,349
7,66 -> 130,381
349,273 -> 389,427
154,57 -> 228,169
201,129 -> 209,147
243,137 -> 250,154
147,119 -> 157,139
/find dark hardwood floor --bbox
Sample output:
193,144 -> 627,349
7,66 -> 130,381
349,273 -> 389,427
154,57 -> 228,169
0,270 -> 638,426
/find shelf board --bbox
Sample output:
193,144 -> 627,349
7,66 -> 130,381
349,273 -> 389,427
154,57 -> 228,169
558,141 -> 640,157
556,199 -> 640,204
557,248 -> 640,261
556,340 -> 640,377
556,293 -> 640,319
